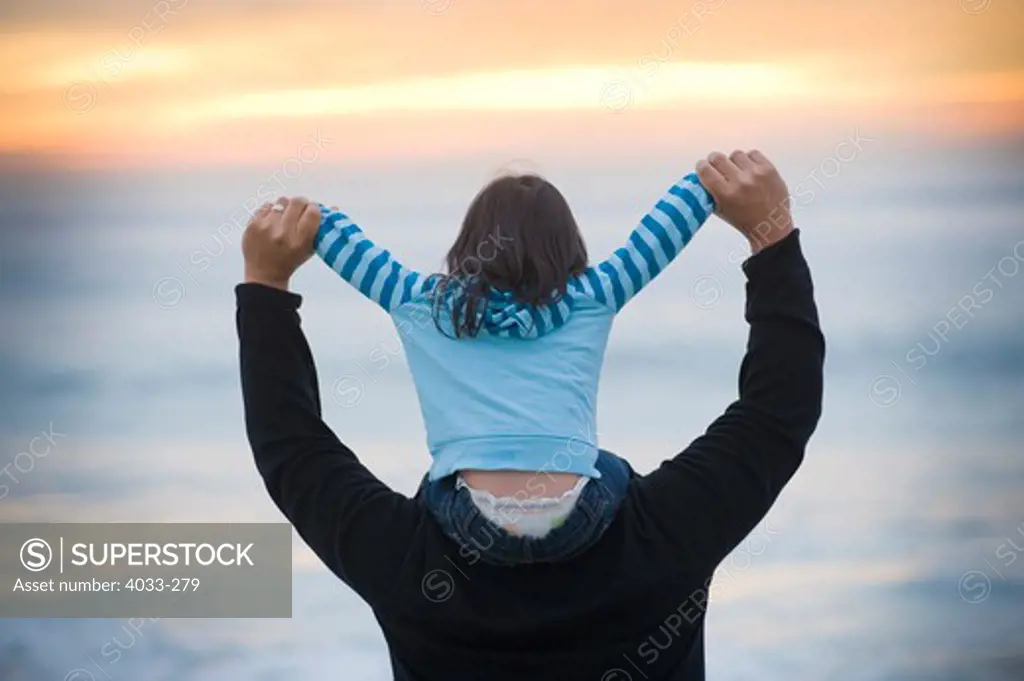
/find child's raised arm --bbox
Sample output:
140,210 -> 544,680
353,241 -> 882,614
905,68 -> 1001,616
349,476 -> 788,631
572,173 -> 715,311
315,205 -> 437,311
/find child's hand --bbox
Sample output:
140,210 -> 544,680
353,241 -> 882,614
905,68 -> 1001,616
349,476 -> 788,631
242,197 -> 321,290
696,150 -> 794,254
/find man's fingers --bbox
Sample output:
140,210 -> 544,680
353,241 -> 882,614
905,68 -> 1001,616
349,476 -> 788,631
729,150 -> 756,172
708,151 -> 741,181
246,201 -> 264,228
281,196 -> 308,228
249,202 -> 272,227
696,159 -> 726,194
296,203 -> 322,249
747,149 -> 774,170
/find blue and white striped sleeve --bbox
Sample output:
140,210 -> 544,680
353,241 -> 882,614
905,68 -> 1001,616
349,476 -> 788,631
569,173 -> 715,312
314,204 -> 438,312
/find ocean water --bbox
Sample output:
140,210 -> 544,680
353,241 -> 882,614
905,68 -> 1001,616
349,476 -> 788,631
0,138 -> 1022,679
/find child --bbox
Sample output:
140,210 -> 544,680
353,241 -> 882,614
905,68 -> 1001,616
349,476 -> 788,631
314,171 -> 714,564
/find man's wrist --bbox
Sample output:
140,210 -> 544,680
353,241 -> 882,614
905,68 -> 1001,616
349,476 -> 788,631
747,224 -> 794,255
244,268 -> 290,292
236,282 -> 303,311
743,228 -> 801,276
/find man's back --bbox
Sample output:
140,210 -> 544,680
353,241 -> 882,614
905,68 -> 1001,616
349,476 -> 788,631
373,490 -> 713,680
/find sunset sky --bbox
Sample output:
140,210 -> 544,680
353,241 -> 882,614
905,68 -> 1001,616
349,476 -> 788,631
1,0 -> 1022,166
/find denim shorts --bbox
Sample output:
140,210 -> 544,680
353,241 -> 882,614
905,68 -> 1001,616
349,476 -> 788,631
416,449 -> 633,566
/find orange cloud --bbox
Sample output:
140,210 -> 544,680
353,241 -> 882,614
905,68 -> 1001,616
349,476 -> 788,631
1,0 -> 1020,164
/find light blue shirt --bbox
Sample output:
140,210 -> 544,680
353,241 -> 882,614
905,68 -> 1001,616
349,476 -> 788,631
315,173 -> 714,480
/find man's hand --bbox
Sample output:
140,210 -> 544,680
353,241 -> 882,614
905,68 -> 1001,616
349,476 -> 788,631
697,150 -> 794,254
242,197 -> 321,290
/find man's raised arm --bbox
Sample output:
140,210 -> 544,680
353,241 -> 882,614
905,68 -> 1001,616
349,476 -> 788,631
636,151 -> 825,571
237,197 -> 421,605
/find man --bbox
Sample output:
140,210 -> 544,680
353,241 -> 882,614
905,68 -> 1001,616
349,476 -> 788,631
237,150 -> 824,680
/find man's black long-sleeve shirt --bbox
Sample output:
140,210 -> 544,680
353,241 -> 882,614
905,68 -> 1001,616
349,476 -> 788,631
237,230 -> 824,681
